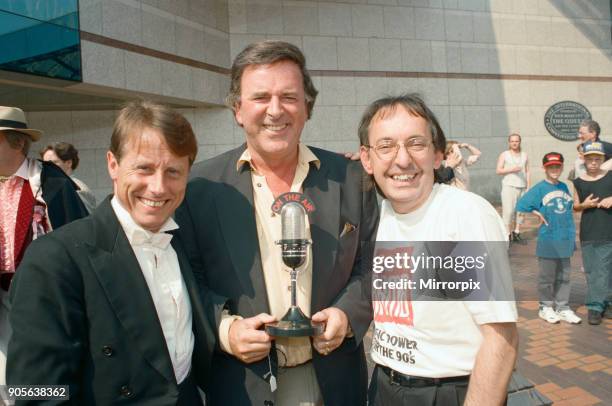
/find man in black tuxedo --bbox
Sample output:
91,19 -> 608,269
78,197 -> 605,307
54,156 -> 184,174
176,41 -> 379,405
7,100 -> 215,405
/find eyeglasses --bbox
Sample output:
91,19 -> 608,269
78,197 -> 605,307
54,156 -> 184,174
364,137 -> 431,161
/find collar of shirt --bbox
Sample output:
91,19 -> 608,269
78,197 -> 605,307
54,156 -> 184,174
24,158 -> 46,205
13,158 -> 29,180
111,196 -> 177,249
236,143 -> 321,173
8,158 -> 46,206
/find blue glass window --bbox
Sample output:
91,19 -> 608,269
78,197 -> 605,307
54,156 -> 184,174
0,0 -> 81,81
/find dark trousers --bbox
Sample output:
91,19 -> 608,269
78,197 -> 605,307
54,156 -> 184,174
177,373 -> 203,406
538,257 -> 572,310
581,242 -> 612,312
368,365 -> 469,406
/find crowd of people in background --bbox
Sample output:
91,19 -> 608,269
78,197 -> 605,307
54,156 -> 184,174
511,120 -> 611,327
436,119 -> 611,327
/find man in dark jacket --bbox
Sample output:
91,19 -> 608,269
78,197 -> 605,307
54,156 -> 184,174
176,41 -> 378,406
7,101 -> 215,405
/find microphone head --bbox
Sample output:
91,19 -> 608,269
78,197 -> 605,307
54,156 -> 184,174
281,202 -> 306,241
280,202 -> 308,269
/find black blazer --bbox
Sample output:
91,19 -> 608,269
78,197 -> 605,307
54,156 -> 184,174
7,198 -> 215,405
175,145 -> 379,406
40,160 -> 88,228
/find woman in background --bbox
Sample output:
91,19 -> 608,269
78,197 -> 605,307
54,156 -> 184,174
444,141 -> 481,191
496,133 -> 530,242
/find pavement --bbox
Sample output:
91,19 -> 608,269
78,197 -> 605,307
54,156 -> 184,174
363,209 -> 611,405
509,212 -> 611,406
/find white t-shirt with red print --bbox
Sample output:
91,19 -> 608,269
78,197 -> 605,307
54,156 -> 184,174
370,184 -> 517,378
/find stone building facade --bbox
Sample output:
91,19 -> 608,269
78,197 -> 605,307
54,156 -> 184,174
1,0 -> 611,201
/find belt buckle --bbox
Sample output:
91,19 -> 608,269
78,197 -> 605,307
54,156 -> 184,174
389,369 -> 400,386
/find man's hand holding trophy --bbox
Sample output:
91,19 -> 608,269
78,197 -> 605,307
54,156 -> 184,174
265,192 -> 325,338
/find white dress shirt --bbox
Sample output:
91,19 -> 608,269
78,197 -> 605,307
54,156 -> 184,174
111,197 -> 194,384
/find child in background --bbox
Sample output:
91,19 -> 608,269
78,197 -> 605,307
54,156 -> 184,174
572,141 -> 612,325
517,152 -> 581,324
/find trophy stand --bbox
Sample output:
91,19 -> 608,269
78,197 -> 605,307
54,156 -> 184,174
265,199 -> 324,337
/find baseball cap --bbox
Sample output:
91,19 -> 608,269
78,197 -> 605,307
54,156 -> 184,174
582,141 -> 605,156
542,152 -> 564,167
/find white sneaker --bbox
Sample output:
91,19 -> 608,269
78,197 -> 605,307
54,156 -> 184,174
557,309 -> 582,324
539,306 -> 560,323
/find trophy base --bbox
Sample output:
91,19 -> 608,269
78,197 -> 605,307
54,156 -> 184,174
265,306 -> 325,337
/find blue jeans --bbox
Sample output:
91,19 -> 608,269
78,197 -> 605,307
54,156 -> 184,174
581,242 -> 612,312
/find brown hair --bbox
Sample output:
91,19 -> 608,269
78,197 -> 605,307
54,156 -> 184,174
110,100 -> 197,165
226,40 -> 318,119
1,129 -> 31,156
40,142 -> 79,170
445,140 -> 458,157
358,93 -> 446,153
357,94 -> 447,192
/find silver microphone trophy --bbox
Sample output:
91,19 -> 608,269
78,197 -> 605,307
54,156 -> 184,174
265,194 -> 324,337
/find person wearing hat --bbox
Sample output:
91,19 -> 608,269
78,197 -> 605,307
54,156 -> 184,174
0,106 -> 88,394
517,152 -> 581,325
577,119 -> 612,173
572,140 -> 612,325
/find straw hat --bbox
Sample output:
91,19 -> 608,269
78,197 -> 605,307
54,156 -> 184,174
0,106 -> 42,141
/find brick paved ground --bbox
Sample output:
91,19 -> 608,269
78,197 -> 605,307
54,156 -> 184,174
510,212 -> 611,405
363,210 -> 611,405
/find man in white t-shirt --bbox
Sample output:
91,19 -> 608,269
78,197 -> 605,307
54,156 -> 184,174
358,94 -> 518,406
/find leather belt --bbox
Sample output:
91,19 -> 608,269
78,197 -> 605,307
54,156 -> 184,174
379,365 -> 470,387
